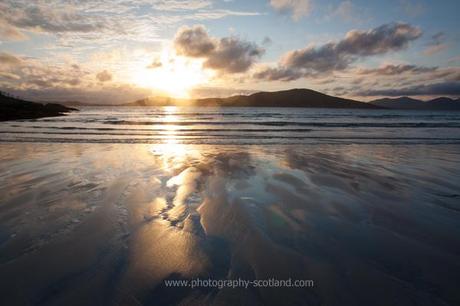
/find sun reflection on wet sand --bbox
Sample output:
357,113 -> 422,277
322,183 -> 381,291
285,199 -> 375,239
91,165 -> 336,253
150,106 -> 191,171
115,107 -> 215,303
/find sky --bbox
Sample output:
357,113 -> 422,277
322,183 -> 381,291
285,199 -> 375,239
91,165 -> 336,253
0,0 -> 459,104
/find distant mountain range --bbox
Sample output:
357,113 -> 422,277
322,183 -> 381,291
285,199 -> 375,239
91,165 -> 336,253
369,96 -> 460,110
124,89 -> 380,109
124,89 -> 460,110
3,89 -> 460,116
0,91 -> 76,121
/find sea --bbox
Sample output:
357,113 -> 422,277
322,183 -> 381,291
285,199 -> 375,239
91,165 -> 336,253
1,107 -> 460,306
1,106 -> 460,144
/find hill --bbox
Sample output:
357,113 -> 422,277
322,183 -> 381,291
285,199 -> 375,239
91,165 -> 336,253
127,89 -> 381,109
369,97 -> 424,109
0,91 -> 77,121
424,97 -> 460,110
370,96 -> 460,110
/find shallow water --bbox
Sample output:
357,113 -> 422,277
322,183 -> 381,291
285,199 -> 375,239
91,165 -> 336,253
0,141 -> 460,306
1,106 -> 460,144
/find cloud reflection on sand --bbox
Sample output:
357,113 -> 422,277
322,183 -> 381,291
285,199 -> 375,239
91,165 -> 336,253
0,143 -> 460,305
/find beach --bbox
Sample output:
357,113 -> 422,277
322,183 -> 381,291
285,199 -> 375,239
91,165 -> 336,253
1,128 -> 460,305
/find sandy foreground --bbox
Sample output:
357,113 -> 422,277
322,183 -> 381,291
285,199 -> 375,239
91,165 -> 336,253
0,143 -> 459,306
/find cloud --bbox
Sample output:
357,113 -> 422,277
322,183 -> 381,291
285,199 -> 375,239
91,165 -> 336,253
357,64 -> 437,76
423,32 -> 448,56
0,0 -> 260,47
174,25 -> 264,73
255,22 -> 422,81
358,81 -> 460,96
0,20 -> 27,40
0,52 -> 23,66
96,70 -> 112,82
4,84 -> 153,104
327,1 -> 365,23
430,32 -> 445,44
281,43 -> 350,72
253,66 -> 305,81
333,23 -> 422,56
174,25 -> 216,57
270,0 -> 312,21
0,54 -> 92,92
423,44 -> 448,56
0,52 -> 151,104
0,3 -> 106,34
147,59 -> 162,69
190,86 -> 256,98
0,71 -> 21,80
151,0 -> 212,11
203,37 -> 265,73
324,66 -> 460,98
262,36 -> 272,46
185,9 -> 261,20
0,0 -> 219,37
430,67 -> 460,82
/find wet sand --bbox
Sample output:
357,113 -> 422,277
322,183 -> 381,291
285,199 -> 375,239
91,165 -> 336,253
0,143 -> 460,306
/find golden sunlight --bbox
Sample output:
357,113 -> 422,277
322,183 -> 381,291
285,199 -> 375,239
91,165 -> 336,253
150,106 -> 188,170
132,47 -> 211,98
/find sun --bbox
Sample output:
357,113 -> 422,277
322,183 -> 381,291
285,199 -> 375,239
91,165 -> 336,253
132,48 -> 211,98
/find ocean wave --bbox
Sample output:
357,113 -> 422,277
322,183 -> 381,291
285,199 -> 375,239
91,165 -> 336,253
100,120 -> 460,128
3,107 -> 460,145
2,136 -> 460,145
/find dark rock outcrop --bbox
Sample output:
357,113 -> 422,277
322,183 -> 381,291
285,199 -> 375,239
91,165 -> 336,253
0,92 -> 77,121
